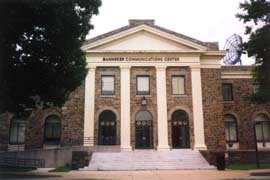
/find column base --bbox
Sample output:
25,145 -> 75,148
194,144 -> 207,151
157,145 -> 170,151
121,146 -> 132,151
83,143 -> 94,147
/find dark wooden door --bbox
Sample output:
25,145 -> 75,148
98,120 -> 116,145
172,119 -> 190,148
135,120 -> 153,149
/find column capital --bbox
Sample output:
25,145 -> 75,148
155,65 -> 167,71
190,65 -> 201,70
87,65 -> 96,72
120,65 -> 131,70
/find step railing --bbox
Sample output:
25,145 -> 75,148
83,137 -> 95,146
0,157 -> 45,168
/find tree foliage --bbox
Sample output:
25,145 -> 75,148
237,0 -> 270,103
0,0 -> 101,113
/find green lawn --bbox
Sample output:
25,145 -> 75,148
72,179 -> 110,180
227,163 -> 270,170
224,179 -> 270,180
49,165 -> 72,172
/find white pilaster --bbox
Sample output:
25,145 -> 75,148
191,66 -> 207,150
83,66 -> 96,146
120,66 -> 132,151
156,66 -> 170,151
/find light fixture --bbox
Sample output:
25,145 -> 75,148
141,96 -> 148,106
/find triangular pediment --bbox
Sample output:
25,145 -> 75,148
90,30 -> 197,51
83,24 -> 209,51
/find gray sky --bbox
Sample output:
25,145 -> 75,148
87,0 -> 253,64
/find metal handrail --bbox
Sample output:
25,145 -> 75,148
0,157 -> 45,168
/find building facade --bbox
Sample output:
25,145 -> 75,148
1,20 -> 270,164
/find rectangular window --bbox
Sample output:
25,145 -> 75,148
9,120 -> 26,144
101,76 -> 115,95
225,123 -> 237,142
222,83 -> 233,101
255,122 -> 270,142
253,83 -> 260,93
172,76 -> 185,95
137,76 -> 150,95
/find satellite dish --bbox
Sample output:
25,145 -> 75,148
222,34 -> 243,65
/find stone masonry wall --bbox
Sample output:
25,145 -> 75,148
222,66 -> 270,151
201,68 -> 226,153
94,67 -> 121,145
61,84 -> 85,146
166,67 -> 194,148
130,67 -> 158,149
25,107 -> 62,149
0,112 -> 11,151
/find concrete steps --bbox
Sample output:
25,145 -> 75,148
80,149 -> 215,171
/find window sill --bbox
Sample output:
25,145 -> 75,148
8,144 -> 25,151
136,95 -> 151,98
100,95 -> 116,98
172,94 -> 187,97
226,142 -> 239,150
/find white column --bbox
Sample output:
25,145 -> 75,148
191,66 -> 207,150
83,66 -> 96,146
156,66 -> 170,151
120,66 -> 132,151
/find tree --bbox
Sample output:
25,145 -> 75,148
237,0 -> 270,103
0,0 -> 102,113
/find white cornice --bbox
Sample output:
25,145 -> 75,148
221,71 -> 252,79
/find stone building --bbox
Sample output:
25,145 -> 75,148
1,19 -> 269,165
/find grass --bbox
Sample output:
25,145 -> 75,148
72,179 -> 110,180
223,179 -> 270,180
250,172 -> 270,176
49,165 -> 72,172
227,163 -> 270,170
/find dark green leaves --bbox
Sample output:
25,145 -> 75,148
0,0 -> 102,113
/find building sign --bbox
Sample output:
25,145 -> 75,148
103,57 -> 180,62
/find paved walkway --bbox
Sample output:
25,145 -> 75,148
2,169 -> 270,180
68,170 -> 270,180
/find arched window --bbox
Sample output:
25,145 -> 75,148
255,114 -> 270,142
9,117 -> 26,144
135,110 -> 153,122
44,115 -> 61,145
224,114 -> 238,142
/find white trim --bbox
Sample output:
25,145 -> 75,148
120,66 -> 132,151
221,71 -> 252,79
83,66 -> 96,146
191,66 -> 207,150
83,24 -> 208,51
156,66 -> 170,151
86,50 -> 206,54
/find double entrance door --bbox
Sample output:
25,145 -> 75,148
135,120 -> 153,149
172,121 -> 190,148
135,110 -> 153,149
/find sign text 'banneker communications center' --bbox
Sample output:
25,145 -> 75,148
102,57 -> 180,62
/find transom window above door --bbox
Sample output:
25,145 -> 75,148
136,76 -> 150,95
172,76 -> 185,95
101,76 -> 115,95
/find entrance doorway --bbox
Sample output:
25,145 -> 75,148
98,110 -> 116,145
135,110 -> 153,149
171,110 -> 190,148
